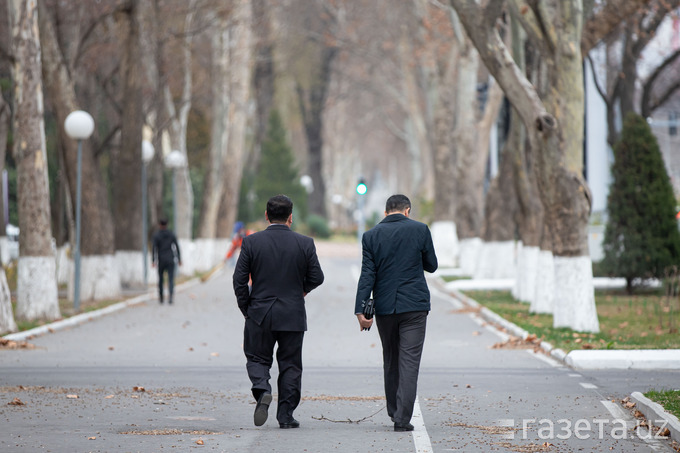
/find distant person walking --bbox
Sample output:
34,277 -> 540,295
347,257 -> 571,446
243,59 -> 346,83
355,194 -> 438,432
233,195 -> 324,429
152,218 -> 182,304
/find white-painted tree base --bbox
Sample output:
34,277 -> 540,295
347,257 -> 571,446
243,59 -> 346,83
531,250 -> 554,314
474,241 -> 516,279
16,256 -> 60,321
515,245 -> 539,304
0,268 -> 17,334
511,241 -> 523,299
553,255 -> 600,333
459,237 -> 482,276
431,221 -> 459,267
55,245 -> 70,286
116,251 -> 145,288
67,255 -> 121,301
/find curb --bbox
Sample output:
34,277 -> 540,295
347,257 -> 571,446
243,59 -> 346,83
449,287 -> 569,364
3,276 -> 204,342
441,280 -> 680,370
630,391 -> 680,443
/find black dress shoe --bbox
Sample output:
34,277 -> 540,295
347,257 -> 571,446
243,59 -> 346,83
279,419 -> 300,429
253,393 -> 272,426
394,422 -> 414,432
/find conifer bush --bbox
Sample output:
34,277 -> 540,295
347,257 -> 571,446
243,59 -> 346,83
601,113 -> 680,293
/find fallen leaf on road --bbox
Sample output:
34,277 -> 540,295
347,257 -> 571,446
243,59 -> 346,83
466,384 -> 472,388
133,386 -> 146,392
210,352 -> 219,357
624,401 -> 636,409
105,395 -> 114,399
196,439 -> 204,445
472,331 -> 481,336
0,339 -> 36,350
108,346 -> 115,351
67,394 -> 78,399
634,410 -> 644,418
88,437 -> 96,440
8,397 -> 25,406
659,427 -> 671,437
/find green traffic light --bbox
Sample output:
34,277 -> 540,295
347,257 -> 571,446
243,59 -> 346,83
356,182 -> 367,195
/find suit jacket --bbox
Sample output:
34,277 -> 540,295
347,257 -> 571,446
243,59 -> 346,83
233,224 -> 324,331
355,214 -> 438,316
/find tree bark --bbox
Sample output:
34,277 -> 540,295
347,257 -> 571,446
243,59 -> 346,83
112,1 -> 143,251
0,93 -> 16,334
198,13 -> 229,239
38,1 -> 116,257
296,44 -> 337,219
216,0 -> 253,238
451,0 -> 599,332
161,6 -> 196,240
10,0 -> 60,321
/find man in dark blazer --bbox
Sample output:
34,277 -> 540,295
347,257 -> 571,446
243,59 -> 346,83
233,195 -> 324,429
355,194 -> 438,432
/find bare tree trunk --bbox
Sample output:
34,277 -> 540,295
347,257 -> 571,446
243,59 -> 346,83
216,0 -> 253,238
250,0 -> 275,171
397,26 -> 433,204
0,93 -> 16,334
38,0 -> 121,301
198,13 -> 229,239
162,6 -> 196,240
452,0 -> 599,332
296,44 -> 337,219
10,0 -> 60,321
112,2 -> 143,252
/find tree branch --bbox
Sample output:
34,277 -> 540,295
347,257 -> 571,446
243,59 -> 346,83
581,0 -> 651,54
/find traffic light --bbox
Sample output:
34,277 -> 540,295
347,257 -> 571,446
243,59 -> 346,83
356,178 -> 367,195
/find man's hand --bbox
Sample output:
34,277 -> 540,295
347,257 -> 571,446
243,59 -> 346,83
356,313 -> 373,331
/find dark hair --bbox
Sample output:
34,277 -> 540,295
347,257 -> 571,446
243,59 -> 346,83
266,195 -> 293,222
159,217 -> 168,226
385,194 -> 411,213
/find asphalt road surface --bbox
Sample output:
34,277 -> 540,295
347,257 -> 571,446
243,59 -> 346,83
2,242 -> 679,452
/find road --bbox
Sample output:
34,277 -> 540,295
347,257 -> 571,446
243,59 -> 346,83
1,242 -> 679,452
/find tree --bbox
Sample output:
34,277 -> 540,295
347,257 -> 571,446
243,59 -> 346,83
38,0 -> 121,301
10,0 -> 60,321
601,113 -> 680,292
112,1 -> 144,253
199,0 -> 253,239
450,0 -> 599,332
254,110 -> 307,219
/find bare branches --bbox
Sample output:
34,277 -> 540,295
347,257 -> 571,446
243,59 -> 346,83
581,0 -> 651,54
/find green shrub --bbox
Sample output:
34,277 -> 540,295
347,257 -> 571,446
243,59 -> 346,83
601,113 -> 680,293
306,214 -> 331,238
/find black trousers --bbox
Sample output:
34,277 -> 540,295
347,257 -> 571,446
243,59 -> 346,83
157,260 -> 175,301
243,309 -> 304,424
375,311 -> 428,425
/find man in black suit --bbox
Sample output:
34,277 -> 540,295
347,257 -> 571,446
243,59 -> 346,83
233,195 -> 324,429
355,194 -> 438,432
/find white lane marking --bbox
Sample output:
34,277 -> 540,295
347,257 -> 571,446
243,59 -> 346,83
412,396 -> 433,453
526,350 -> 562,367
580,382 -> 598,389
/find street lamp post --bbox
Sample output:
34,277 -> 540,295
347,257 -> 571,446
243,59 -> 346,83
141,140 -> 155,288
64,110 -> 95,312
164,150 -> 186,235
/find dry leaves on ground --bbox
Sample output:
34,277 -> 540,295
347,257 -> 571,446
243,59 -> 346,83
491,334 -> 542,351
0,339 -> 36,350
7,397 -> 25,406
